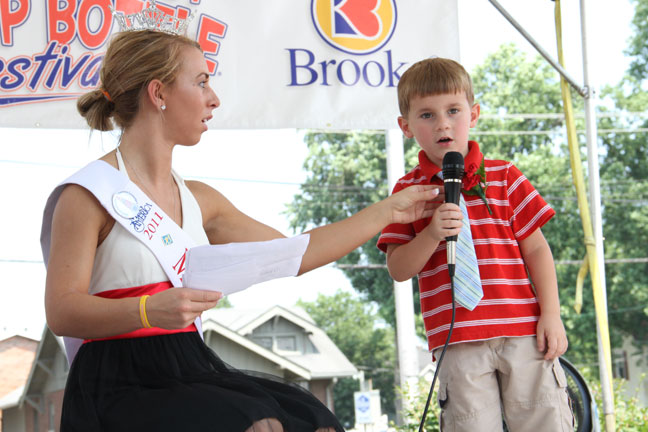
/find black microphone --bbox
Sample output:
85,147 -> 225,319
442,151 -> 464,277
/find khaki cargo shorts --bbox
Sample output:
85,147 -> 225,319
433,336 -> 574,432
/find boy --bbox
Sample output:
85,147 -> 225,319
377,58 -> 572,431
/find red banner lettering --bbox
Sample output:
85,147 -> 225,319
47,0 -> 77,44
1,0 -> 30,46
197,14 -> 226,75
77,0 -> 112,49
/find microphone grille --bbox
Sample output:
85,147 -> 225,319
442,151 -> 464,180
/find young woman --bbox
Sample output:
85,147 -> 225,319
42,29 -> 438,432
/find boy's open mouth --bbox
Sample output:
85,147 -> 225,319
438,137 -> 452,143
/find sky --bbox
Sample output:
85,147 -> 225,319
0,0 -> 637,340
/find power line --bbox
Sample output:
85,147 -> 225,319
0,259 -> 43,264
471,128 -> 648,136
479,111 -> 648,120
336,257 -> 648,270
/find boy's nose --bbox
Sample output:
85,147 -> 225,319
436,116 -> 450,130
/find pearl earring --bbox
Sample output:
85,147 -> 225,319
161,105 -> 166,111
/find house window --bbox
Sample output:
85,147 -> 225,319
254,337 -> 273,349
276,336 -> 297,352
612,350 -> 629,380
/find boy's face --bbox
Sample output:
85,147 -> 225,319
398,91 -> 479,167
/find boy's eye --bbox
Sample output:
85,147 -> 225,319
421,113 -> 432,119
449,108 -> 459,114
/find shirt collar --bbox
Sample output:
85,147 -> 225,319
418,141 -> 484,180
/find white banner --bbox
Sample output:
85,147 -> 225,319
0,0 -> 459,129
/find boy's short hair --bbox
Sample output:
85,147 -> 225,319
397,57 -> 474,117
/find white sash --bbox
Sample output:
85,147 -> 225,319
40,160 -> 203,363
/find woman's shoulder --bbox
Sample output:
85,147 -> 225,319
185,180 -> 236,216
54,183 -> 113,241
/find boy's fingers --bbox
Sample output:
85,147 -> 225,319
536,332 -> 546,353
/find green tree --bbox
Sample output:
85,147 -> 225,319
596,0 -> 648,350
297,291 -> 396,428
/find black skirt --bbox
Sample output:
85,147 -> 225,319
61,332 -> 345,432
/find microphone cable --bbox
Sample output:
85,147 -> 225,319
418,266 -> 456,432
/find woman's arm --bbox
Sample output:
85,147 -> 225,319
188,180 -> 286,244
45,185 -> 221,339
191,180 -> 439,275
298,185 -> 439,274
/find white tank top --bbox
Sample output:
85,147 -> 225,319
88,149 -> 210,295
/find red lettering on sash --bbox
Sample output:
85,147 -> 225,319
1,0 -> 30,46
172,248 -> 189,277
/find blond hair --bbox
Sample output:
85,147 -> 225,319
397,57 -> 474,118
77,30 -> 201,131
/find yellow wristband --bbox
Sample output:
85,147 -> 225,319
139,295 -> 152,329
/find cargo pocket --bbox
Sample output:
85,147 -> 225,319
438,382 -> 448,431
553,358 -> 575,430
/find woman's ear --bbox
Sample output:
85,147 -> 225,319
146,79 -> 166,111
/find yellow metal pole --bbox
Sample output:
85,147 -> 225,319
554,1 -> 616,430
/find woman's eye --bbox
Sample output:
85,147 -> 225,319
199,81 -> 207,88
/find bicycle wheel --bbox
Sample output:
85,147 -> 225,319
560,357 -> 594,432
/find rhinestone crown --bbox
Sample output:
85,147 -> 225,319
110,0 -> 195,35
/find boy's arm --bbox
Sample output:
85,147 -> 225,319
519,228 -> 568,360
386,203 -> 463,281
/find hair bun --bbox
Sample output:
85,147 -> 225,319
77,89 -> 115,131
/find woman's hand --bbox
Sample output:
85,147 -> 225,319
146,288 -> 223,329
387,185 -> 442,225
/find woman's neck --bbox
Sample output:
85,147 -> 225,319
119,126 -> 174,186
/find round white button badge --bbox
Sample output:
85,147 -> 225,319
112,191 -> 139,219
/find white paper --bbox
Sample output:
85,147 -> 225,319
182,234 -> 310,295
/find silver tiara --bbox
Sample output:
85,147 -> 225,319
110,0 -> 195,35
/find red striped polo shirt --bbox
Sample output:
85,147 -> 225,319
377,142 -> 555,352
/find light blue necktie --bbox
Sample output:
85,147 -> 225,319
453,194 -> 483,310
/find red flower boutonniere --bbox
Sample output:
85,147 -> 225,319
462,157 -> 492,214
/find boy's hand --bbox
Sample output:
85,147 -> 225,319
536,312 -> 568,360
423,202 -> 463,242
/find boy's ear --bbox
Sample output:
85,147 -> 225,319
397,116 -> 414,138
470,103 -> 480,127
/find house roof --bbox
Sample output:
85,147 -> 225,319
0,334 -> 38,407
200,318 -> 313,380
19,326 -> 66,409
0,385 -> 24,410
203,305 -> 357,379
